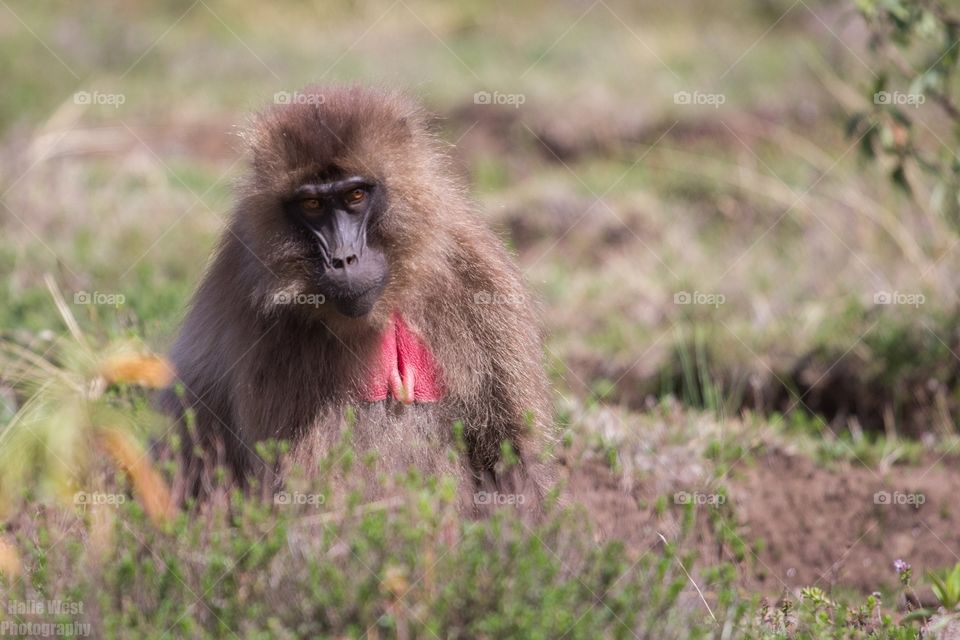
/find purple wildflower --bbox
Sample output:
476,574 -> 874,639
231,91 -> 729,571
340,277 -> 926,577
894,559 -> 912,586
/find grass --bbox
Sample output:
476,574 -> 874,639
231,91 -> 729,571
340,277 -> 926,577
4,0 -> 960,637
0,461 -> 727,638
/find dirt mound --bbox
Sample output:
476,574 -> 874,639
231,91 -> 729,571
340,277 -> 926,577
564,447 -> 960,594
550,317 -> 960,441
735,450 -> 960,592
450,99 -> 818,164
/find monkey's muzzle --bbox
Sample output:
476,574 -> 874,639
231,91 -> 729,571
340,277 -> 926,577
299,204 -> 389,317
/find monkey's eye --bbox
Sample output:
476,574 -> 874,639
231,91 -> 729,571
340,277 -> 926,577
301,198 -> 322,211
344,188 -> 366,206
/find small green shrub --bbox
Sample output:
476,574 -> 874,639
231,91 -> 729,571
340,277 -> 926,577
929,562 -> 960,611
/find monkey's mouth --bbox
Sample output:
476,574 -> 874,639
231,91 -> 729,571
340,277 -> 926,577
330,281 -> 386,318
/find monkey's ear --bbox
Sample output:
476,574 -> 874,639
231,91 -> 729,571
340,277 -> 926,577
241,127 -> 272,178
392,115 -> 417,143
392,102 -> 437,144
241,112 -> 297,182
239,115 -> 271,161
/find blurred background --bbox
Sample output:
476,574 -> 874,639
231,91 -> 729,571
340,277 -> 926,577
3,0 -> 960,606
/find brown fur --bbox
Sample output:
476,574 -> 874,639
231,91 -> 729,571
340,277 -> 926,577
162,85 -> 553,516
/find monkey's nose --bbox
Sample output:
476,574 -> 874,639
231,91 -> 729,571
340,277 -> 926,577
330,254 -> 359,270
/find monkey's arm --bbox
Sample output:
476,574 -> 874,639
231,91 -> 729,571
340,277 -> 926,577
443,232 -> 554,510
160,238 -> 259,491
472,309 -> 553,514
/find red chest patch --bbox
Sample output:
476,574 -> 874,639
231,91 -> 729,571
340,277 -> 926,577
361,313 -> 444,404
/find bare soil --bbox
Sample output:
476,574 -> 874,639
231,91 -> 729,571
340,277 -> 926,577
564,447 -> 960,594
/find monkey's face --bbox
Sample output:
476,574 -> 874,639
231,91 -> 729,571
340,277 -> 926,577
243,86 -> 448,321
284,175 -> 389,317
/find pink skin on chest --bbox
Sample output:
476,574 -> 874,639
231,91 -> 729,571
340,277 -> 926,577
361,313 -> 444,403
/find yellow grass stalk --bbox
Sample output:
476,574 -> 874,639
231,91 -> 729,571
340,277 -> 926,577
100,353 -> 175,389
96,428 -> 174,526
0,536 -> 22,578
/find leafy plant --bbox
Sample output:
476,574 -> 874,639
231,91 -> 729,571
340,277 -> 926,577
851,0 -> 960,229
0,277 -> 174,524
929,562 -> 960,610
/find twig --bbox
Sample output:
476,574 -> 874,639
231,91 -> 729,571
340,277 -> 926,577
658,532 -> 717,623
43,274 -> 87,348
295,495 -> 407,526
